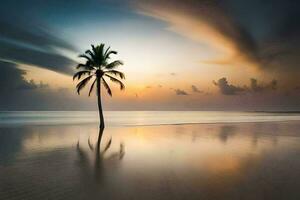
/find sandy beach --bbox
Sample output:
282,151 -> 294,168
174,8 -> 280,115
1,120 -> 300,200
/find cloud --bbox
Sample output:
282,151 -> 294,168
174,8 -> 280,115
213,77 -> 278,95
250,78 -> 277,92
136,0 -> 259,67
175,89 -> 188,95
0,20 -> 76,51
170,73 -> 176,76
0,19 -> 76,75
213,78 -> 244,95
0,41 -> 76,75
0,61 -> 47,92
0,61 -> 94,110
136,0 -> 300,81
191,85 -> 203,93
17,80 -> 49,90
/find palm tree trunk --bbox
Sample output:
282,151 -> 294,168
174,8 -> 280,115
96,78 -> 105,151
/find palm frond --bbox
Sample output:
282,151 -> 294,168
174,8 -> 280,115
73,70 -> 91,80
78,54 -> 93,62
76,63 -> 93,70
102,77 -> 112,96
99,44 -> 105,59
91,45 -> 96,54
105,74 -> 125,90
104,46 -> 111,58
105,60 -> 123,69
88,78 -> 97,96
105,70 -> 125,79
76,75 -> 94,94
85,50 -> 96,61
79,54 -> 94,64
105,50 -> 117,59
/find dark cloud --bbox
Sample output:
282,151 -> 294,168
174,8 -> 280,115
213,78 -> 244,95
0,61 -> 46,92
250,78 -> 277,92
175,89 -> 188,96
17,80 -> 49,90
0,61 -> 93,110
213,77 -> 278,95
0,13 -> 76,75
0,40 -> 75,75
0,61 -> 47,109
191,85 -> 203,93
0,20 -> 76,51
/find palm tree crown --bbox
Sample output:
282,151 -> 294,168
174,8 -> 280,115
73,44 -> 125,97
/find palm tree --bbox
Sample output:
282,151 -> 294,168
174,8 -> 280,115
73,44 -> 125,149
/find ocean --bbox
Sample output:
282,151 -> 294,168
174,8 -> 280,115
1,111 -> 300,126
1,111 -> 300,199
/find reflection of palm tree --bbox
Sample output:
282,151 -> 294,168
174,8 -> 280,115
76,138 -> 125,184
73,44 -> 125,149
218,126 -> 236,144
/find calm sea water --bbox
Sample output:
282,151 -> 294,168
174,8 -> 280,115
1,111 -> 300,126
1,112 -> 300,199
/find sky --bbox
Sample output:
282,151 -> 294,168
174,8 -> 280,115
0,0 -> 300,111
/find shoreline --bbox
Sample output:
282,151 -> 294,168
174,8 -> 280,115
1,119 -> 300,128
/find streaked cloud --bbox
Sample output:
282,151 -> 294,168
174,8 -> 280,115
136,0 -> 300,82
0,20 -> 76,51
136,0 -> 259,68
0,17 -> 76,75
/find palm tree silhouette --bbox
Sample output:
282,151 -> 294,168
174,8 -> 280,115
73,44 -> 125,149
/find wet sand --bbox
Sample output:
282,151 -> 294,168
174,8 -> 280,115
1,121 -> 300,200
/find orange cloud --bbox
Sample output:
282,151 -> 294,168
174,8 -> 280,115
136,1 -> 259,69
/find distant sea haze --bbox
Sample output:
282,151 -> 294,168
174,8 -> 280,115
1,111 -> 300,127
